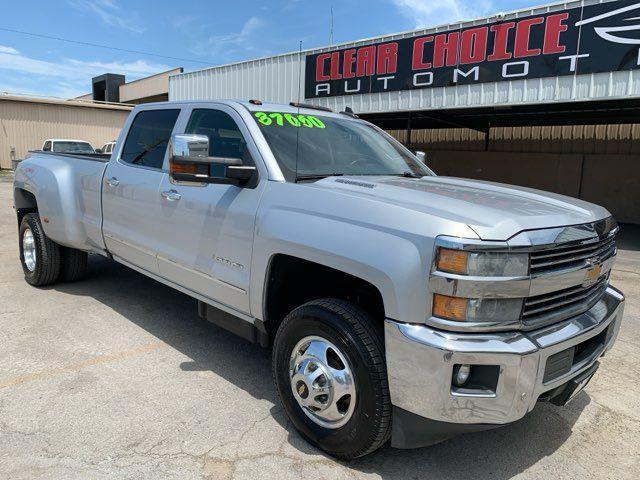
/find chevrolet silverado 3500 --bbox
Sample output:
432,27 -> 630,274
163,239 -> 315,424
13,100 -> 625,459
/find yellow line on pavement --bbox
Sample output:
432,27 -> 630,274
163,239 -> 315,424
0,342 -> 167,390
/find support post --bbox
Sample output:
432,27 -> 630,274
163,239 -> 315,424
484,122 -> 491,151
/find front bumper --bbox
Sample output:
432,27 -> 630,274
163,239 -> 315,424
385,286 -> 625,448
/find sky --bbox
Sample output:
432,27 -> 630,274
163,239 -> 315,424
0,0 -> 536,99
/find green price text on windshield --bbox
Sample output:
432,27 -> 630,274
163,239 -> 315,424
254,112 -> 326,129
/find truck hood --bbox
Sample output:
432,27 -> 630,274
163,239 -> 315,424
309,175 -> 610,240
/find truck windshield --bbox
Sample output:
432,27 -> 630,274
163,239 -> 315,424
250,111 -> 432,182
52,142 -> 95,154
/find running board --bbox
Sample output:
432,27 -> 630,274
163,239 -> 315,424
197,301 -> 269,347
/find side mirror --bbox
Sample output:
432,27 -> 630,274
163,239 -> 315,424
415,151 -> 426,164
95,148 -> 103,154
169,134 -> 256,185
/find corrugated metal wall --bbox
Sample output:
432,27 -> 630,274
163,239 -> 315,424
0,97 -> 131,169
387,126 -> 640,224
169,0 -> 637,114
390,124 -> 640,154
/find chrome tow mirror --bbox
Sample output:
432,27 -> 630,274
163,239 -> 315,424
169,134 -> 255,185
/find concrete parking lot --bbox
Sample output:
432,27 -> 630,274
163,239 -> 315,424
0,174 -> 639,480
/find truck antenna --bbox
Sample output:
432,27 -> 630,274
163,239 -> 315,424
295,40 -> 303,182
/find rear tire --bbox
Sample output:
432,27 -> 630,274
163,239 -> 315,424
272,298 -> 391,460
60,247 -> 88,282
19,213 -> 61,286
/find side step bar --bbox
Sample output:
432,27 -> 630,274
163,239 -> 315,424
197,301 -> 269,347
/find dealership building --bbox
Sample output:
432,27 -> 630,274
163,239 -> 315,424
169,0 -> 640,224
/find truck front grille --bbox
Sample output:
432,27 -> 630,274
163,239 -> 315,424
530,236 -> 616,276
522,277 -> 609,329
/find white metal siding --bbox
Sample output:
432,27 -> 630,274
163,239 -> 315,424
169,0 -> 638,114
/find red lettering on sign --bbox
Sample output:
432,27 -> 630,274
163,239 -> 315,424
488,22 -> 515,61
460,27 -> 488,64
315,53 -> 330,82
377,42 -> 398,74
343,49 -> 356,78
515,17 -> 544,58
330,51 -> 342,80
543,13 -> 569,54
412,36 -> 434,70
356,46 -> 376,76
433,32 -> 459,68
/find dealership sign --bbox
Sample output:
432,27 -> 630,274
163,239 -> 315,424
305,0 -> 640,98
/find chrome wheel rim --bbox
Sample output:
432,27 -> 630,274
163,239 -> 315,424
289,335 -> 357,429
22,228 -> 36,272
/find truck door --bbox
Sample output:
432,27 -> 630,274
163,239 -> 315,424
155,105 -> 265,315
101,107 -> 181,274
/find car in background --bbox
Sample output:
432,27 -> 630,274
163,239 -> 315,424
42,139 -> 95,154
97,141 -> 116,155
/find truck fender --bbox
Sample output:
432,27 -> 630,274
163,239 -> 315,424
250,206 -> 432,324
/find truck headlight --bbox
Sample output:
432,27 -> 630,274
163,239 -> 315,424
437,248 -> 529,277
433,294 -> 523,323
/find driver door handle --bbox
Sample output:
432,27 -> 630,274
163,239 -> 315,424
105,177 -> 120,187
161,189 -> 182,201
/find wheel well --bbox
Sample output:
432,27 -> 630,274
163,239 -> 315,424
14,188 -> 38,226
264,254 -> 385,339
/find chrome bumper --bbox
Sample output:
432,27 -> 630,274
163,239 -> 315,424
385,286 -> 625,426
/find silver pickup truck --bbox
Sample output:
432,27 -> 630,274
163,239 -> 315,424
13,100 -> 625,459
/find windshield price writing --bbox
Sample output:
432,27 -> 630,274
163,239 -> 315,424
254,112 -> 326,128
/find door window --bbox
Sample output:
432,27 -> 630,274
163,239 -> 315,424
121,109 -> 180,169
43,141 -> 51,152
185,109 -> 253,176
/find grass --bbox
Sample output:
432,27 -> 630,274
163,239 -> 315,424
0,169 -> 14,177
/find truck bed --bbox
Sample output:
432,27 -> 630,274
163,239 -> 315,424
28,150 -> 112,162
14,151 -> 110,253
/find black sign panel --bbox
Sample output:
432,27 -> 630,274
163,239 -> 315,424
305,0 -> 640,98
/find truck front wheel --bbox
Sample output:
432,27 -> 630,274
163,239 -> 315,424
272,299 -> 392,459
19,213 -> 61,287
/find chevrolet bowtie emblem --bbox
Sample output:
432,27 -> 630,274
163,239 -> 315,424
583,258 -> 603,286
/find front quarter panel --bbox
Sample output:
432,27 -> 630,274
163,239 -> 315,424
250,181 -> 479,324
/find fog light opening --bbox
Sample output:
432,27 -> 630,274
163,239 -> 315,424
453,364 -> 472,387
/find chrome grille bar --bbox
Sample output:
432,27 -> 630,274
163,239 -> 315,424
530,237 -> 616,275
522,278 -> 609,329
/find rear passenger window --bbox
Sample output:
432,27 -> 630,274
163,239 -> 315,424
121,109 -> 180,169
185,109 -> 253,167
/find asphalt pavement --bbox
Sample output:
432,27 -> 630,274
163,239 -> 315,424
1,174 -> 639,480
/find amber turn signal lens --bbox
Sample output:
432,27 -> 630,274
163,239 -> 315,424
171,162 -> 199,174
433,294 -> 468,321
437,248 -> 469,274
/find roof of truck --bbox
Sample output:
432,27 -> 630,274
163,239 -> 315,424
137,99 -> 358,120
45,139 -> 93,143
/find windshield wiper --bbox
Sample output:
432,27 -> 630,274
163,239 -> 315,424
401,171 -> 423,178
295,173 -> 344,182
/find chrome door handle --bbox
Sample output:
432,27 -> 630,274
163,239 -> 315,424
105,177 -> 120,187
161,189 -> 182,201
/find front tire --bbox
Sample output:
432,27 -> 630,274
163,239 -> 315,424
19,213 -> 61,286
272,299 -> 391,459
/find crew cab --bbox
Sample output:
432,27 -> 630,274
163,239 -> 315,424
13,100 -> 625,459
41,139 -> 95,154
